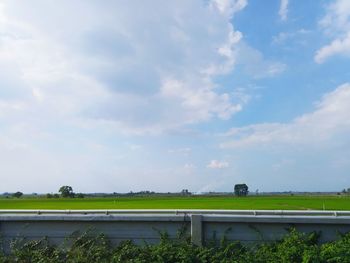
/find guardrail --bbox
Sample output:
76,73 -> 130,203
1,209 -> 350,216
0,210 -> 350,250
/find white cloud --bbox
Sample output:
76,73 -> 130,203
236,43 -> 286,78
160,78 -> 243,122
207,160 -> 229,169
272,32 -> 291,45
168,148 -> 192,155
211,0 -> 247,17
0,0 -> 248,136
221,83 -> 350,148
319,0 -> 350,35
315,32 -> 350,63
0,0 -> 253,192
279,0 -> 289,21
218,83 -> 350,191
272,29 -> 310,45
315,0 -> 350,63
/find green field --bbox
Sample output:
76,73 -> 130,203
0,195 -> 349,210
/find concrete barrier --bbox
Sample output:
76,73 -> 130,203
1,210 -> 350,251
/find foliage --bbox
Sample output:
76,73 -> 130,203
12,191 -> 23,198
75,193 -> 85,198
58,186 -> 75,198
2,229 -> 350,262
234,184 -> 249,197
320,231 -> 350,262
65,230 -> 111,262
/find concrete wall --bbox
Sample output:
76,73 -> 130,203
1,210 -> 350,252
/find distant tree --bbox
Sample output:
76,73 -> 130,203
46,193 -> 53,198
341,189 -> 350,195
12,191 -> 23,198
53,194 -> 60,198
234,184 -> 249,197
59,186 -> 75,198
181,189 -> 191,196
76,193 -> 85,198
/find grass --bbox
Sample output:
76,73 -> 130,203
0,195 -> 349,210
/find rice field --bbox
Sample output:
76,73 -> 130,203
0,195 -> 349,210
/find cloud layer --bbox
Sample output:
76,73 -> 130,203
0,0 -> 251,192
221,83 -> 350,148
279,0 -> 289,21
315,0 -> 350,63
207,160 -> 229,169
0,0 -> 248,135
1,1 -> 349,193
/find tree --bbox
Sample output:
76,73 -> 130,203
76,193 -> 85,198
342,188 -> 350,195
12,191 -> 23,198
234,184 -> 249,197
181,189 -> 191,196
59,186 -> 74,198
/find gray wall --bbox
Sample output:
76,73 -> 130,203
1,210 -> 350,252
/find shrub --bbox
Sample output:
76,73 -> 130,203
3,229 -> 350,262
320,232 -> 350,262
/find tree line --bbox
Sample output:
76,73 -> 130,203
7,184 -> 250,198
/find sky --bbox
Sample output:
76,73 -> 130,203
0,0 -> 350,193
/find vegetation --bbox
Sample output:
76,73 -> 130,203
46,193 -> 60,199
234,184 -> 249,197
342,188 -> 350,195
58,186 -> 75,198
11,192 -> 23,198
0,195 -> 349,210
1,229 -> 350,262
75,193 -> 85,198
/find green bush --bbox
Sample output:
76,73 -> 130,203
320,232 -> 350,262
2,229 -> 350,262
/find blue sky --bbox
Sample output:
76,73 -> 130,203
0,0 -> 350,193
